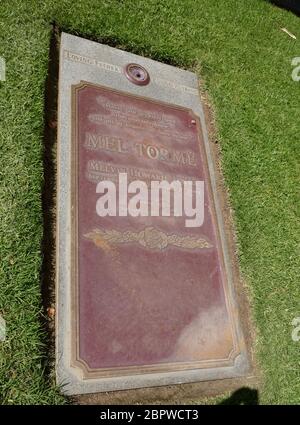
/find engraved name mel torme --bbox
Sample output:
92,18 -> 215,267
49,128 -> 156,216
84,132 -> 197,167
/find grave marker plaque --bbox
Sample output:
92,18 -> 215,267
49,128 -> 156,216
56,33 -> 250,395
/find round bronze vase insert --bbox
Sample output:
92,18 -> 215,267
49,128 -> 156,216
124,63 -> 150,86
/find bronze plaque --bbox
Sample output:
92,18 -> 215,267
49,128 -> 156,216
57,33 -> 249,395
71,82 -> 239,377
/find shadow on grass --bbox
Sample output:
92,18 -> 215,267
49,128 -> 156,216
40,22 -> 60,382
218,387 -> 259,405
269,0 -> 300,16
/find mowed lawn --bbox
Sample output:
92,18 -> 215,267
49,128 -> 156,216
0,0 -> 299,404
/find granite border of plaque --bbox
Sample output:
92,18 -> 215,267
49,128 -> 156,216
56,32 -> 252,395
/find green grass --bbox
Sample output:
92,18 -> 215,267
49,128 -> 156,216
0,0 -> 299,404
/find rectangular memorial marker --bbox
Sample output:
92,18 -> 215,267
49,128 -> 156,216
56,33 -> 250,395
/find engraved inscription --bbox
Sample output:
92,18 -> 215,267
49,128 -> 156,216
84,132 -> 196,167
64,49 -> 122,73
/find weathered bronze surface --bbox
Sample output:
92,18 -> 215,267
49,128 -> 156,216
70,82 -> 241,378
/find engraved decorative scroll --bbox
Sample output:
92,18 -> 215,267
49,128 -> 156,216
84,226 -> 213,251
